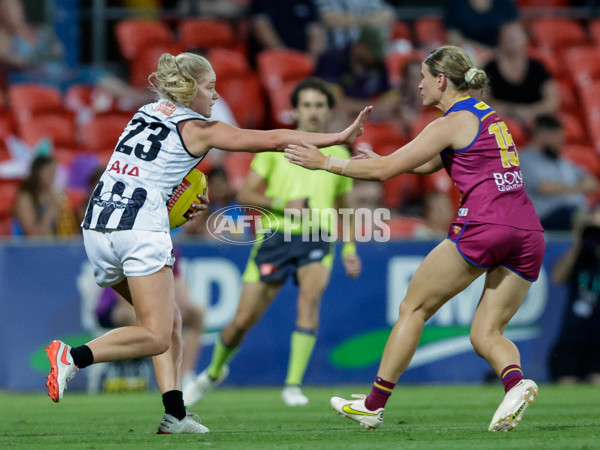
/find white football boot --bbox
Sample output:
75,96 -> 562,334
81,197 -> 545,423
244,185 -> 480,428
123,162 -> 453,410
331,394 -> 384,430
488,379 -> 538,432
45,340 -> 78,402
157,412 -> 209,434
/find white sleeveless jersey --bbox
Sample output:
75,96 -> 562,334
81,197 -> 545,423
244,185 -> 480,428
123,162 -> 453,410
82,101 -> 206,231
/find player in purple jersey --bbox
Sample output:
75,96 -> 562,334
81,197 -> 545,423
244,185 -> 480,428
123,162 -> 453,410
286,45 -> 545,432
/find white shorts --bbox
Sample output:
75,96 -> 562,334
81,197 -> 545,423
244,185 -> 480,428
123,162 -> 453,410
82,229 -> 176,287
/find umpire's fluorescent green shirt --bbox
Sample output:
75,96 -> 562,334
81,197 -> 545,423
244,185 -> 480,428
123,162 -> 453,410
250,145 -> 353,235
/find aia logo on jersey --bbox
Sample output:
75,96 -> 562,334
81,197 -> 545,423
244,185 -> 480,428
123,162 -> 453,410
108,160 -> 139,177
155,102 -> 177,116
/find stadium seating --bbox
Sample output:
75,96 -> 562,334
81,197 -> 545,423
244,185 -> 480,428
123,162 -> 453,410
413,16 -> 447,48
222,152 -> 254,191
18,112 -> 79,150
562,144 -> 600,177
7,84 -> 64,125
114,19 -> 175,61
256,49 -> 315,92
381,173 -> 423,210
82,113 -> 131,152
354,121 -> 407,154
530,18 -> 588,56
208,49 -> 266,129
409,111 -> 441,140
564,46 -> 600,89
178,18 -> 244,54
385,50 -> 426,87
129,42 -> 186,89
390,20 -> 412,42
558,111 -> 588,145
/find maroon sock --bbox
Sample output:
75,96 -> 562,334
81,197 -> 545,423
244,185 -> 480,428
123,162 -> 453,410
364,376 -> 395,411
501,364 -> 524,393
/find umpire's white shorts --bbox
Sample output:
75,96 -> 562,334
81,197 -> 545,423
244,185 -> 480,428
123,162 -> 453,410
82,228 -> 176,287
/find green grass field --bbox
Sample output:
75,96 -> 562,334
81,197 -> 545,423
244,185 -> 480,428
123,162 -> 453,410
1,384 -> 598,449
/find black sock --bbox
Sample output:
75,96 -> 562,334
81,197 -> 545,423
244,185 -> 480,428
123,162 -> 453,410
162,390 -> 186,421
69,345 -> 94,369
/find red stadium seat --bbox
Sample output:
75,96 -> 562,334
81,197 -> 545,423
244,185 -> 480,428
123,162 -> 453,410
178,18 -> 244,54
129,42 -> 186,89
564,46 -> 600,89
391,20 -> 412,42
562,144 -> 600,177
409,111 -> 441,140
502,117 -> 528,149
82,113 -> 131,152
218,75 -> 266,129
558,111 -> 588,145
530,18 -> 588,56
381,173 -> 422,210
556,78 -> 579,116
18,112 -> 79,149
527,46 -> 564,80
208,48 -> 253,81
264,80 -> 297,128
413,16 -> 447,48
114,19 -> 175,61
385,50 -> 426,87
589,19 -> 600,48
0,216 -> 11,236
8,83 -> 64,125
256,49 -> 315,91
0,179 -> 19,217
354,121 -> 407,154
578,83 -> 600,144
208,48 -> 266,128
0,110 -> 16,139
222,152 -> 254,191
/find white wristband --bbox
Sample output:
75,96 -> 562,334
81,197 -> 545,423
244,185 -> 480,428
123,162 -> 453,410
325,155 -> 349,175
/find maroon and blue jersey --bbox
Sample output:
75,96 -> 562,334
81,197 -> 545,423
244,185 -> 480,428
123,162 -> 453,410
441,96 -> 542,231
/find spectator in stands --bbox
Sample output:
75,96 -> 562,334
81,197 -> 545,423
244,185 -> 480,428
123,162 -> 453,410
315,26 -> 397,128
95,256 -> 205,391
247,0 -> 327,63
548,202 -> 600,385
390,58 -> 424,137
446,0 -> 519,65
315,0 -> 394,51
519,115 -> 598,231
0,0 -> 148,109
484,21 -> 558,125
12,154 -> 78,237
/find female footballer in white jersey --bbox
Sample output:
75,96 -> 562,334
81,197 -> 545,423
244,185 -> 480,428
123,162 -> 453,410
45,52 -> 372,434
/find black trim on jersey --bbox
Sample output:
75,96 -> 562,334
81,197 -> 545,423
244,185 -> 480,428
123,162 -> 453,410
175,117 -> 207,159
82,181 -> 104,229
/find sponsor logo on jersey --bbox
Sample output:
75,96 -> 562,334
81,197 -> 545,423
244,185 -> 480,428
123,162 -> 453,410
155,101 -> 177,116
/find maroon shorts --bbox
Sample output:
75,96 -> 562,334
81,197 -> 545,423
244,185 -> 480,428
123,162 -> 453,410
447,221 -> 545,281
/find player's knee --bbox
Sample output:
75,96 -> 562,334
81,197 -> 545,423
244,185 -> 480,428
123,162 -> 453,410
470,329 -> 487,357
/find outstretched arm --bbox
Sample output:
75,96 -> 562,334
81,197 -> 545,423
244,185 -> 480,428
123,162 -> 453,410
285,115 -> 459,181
182,106 -> 373,156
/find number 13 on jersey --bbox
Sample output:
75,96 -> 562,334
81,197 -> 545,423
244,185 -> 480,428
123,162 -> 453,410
488,122 -> 520,168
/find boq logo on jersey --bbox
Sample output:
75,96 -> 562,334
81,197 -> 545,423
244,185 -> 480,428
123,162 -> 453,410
493,169 -> 524,192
